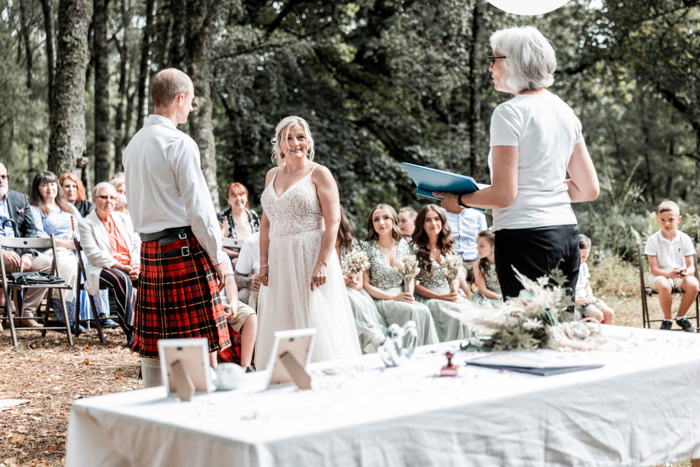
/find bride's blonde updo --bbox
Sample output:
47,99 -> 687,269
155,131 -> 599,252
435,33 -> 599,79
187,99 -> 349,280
270,116 -> 316,167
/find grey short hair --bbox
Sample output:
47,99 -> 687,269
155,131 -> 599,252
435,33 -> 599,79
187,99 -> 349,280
490,26 -> 556,92
93,181 -> 116,198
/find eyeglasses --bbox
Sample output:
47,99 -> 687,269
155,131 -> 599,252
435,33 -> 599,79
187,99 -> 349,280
0,175 -> 8,181
94,195 -> 118,201
488,56 -> 507,67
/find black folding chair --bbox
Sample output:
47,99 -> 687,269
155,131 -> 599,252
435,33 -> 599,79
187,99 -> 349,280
74,238 -> 128,344
0,235 -> 74,346
637,242 -> 700,330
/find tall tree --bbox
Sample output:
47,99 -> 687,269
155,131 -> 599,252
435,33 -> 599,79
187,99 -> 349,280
19,1 -> 34,89
136,0 -> 156,130
467,0 -> 482,177
186,0 -> 222,210
113,0 -> 131,171
48,0 -> 91,175
93,0 -> 112,184
41,0 -> 56,113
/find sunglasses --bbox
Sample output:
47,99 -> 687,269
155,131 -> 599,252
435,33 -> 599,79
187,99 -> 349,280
488,56 -> 507,67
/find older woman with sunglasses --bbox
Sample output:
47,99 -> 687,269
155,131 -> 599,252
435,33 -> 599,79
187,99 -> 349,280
438,26 -> 599,302
78,182 -> 140,345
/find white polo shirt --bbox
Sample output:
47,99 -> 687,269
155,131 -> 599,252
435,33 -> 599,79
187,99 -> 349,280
644,230 -> 695,277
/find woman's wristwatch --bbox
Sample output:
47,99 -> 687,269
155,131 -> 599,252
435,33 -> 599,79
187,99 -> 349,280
457,194 -> 468,209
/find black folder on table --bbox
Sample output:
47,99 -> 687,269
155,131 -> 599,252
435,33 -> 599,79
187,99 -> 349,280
401,163 -> 487,210
465,352 -> 604,377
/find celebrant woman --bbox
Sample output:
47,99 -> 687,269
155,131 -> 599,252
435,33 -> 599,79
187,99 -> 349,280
258,116 -> 360,368
361,204 -> 438,346
437,26 -> 599,299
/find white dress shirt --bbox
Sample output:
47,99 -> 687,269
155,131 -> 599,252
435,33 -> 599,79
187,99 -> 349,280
444,209 -> 488,261
123,114 -> 225,265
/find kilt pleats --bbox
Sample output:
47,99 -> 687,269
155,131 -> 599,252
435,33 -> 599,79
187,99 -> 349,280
131,234 -> 231,358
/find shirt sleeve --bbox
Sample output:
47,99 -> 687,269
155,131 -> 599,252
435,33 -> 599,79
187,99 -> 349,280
170,136 -> 226,266
683,234 -> 696,256
479,213 -> 488,231
235,241 -> 254,275
573,114 -> 584,145
490,103 -> 520,147
644,235 -> 657,256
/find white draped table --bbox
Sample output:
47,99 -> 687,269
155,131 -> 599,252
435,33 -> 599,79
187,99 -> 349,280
66,326 -> 700,467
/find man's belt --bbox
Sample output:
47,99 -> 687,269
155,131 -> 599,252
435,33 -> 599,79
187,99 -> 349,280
140,226 -> 193,244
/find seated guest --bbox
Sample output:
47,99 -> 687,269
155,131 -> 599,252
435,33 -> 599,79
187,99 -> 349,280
234,231 -> 261,305
29,171 -> 110,333
221,256 -> 257,371
59,172 -> 94,218
336,206 -> 387,353
645,200 -> 698,332
361,204 -> 438,346
218,182 -> 260,263
0,162 -> 50,329
78,182 -> 140,344
575,234 -> 614,324
412,205 -> 484,342
444,206 -> 488,297
398,207 -> 417,240
110,177 -> 128,214
471,230 -> 504,308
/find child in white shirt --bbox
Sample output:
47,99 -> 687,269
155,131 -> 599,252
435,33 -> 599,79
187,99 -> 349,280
575,235 -> 614,324
644,200 -> 698,332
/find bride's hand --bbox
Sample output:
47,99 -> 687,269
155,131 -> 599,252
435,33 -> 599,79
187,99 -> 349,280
310,263 -> 327,291
259,265 -> 269,287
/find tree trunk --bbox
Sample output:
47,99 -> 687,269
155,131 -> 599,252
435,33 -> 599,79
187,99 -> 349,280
27,143 -> 35,193
41,0 -> 56,113
186,0 -> 222,211
20,1 -> 34,89
467,1 -> 482,177
136,0 -> 156,130
93,0 -> 112,184
113,0 -> 130,172
48,0 -> 91,176
169,0 -> 187,69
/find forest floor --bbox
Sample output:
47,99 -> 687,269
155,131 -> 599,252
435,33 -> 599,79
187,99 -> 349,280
0,256 -> 696,466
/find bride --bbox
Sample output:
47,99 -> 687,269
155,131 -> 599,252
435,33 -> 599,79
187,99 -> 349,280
257,116 -> 361,368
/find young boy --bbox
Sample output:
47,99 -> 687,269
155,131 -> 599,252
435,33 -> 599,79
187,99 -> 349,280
575,235 -> 615,324
644,200 -> 698,332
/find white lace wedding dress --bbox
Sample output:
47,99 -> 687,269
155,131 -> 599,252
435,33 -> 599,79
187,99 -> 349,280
256,167 -> 361,369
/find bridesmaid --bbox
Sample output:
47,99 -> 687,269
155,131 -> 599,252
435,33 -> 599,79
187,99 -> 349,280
412,205 -> 484,342
361,204 -> 438,346
335,207 -> 387,353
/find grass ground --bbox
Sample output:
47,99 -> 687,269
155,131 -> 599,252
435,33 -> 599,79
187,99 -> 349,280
0,256 -> 696,466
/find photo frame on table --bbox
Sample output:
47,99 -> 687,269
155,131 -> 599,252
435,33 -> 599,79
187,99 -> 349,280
265,329 -> 317,390
158,338 -> 213,400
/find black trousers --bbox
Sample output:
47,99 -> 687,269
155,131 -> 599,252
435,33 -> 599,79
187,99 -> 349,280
494,224 -> 580,300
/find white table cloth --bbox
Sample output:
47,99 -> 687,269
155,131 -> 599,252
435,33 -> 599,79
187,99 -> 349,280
66,326 -> 700,467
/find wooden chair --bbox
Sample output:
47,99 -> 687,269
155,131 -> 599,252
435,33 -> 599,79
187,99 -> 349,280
74,238 -> 128,344
637,242 -> 700,330
0,235 -> 74,347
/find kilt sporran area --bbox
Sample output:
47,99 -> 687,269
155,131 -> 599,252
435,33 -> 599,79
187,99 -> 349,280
131,234 -> 231,358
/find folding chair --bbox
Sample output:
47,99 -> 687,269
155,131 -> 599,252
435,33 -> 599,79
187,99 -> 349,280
0,235 -> 74,346
74,238 -> 128,344
637,242 -> 700,330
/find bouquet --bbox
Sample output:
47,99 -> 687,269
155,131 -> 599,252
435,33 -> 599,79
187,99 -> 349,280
343,250 -> 370,278
441,254 -> 463,293
395,255 -> 420,293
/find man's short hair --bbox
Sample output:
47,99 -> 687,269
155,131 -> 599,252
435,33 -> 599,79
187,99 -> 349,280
399,206 -> 418,220
657,200 -> 680,216
151,68 -> 193,108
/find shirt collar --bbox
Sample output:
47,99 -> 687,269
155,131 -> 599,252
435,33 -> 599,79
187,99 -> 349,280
146,114 -> 177,129
658,231 -> 680,244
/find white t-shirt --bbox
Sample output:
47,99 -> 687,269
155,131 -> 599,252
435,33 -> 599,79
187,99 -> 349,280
644,230 -> 695,278
235,231 -> 260,276
488,94 -> 584,230
575,262 -> 590,298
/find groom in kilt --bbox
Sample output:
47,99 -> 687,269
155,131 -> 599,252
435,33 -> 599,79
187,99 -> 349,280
123,68 -> 232,387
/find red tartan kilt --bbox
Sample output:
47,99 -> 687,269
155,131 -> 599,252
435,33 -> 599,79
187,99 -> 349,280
131,234 -> 231,359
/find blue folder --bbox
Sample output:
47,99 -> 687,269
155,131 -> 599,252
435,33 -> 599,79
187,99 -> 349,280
401,162 -> 485,210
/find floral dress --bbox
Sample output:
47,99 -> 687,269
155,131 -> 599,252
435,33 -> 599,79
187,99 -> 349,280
30,205 -> 110,324
217,208 -> 260,240
413,245 -> 485,342
361,238 -> 438,346
340,240 -> 387,353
